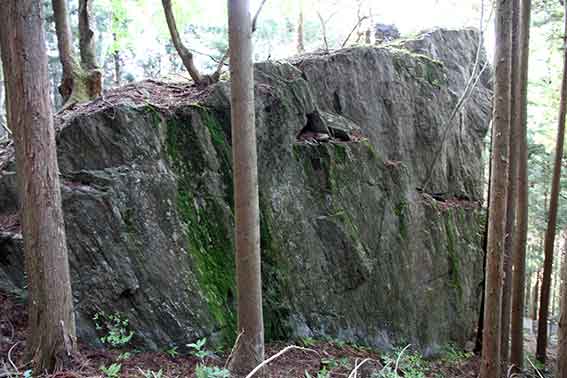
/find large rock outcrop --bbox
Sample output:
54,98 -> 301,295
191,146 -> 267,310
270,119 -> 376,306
0,28 -> 491,353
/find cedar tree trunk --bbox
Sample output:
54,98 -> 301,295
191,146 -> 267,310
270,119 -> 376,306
0,0 -> 77,372
227,0 -> 265,375
558,234 -> 567,377
510,0 -> 531,371
501,0 -> 521,365
537,0 -> 567,362
480,0 -> 512,377
52,0 -> 100,106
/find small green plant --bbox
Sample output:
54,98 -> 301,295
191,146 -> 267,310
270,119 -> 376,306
138,368 -> 164,378
117,352 -> 131,361
441,344 -> 473,364
300,336 -> 317,347
374,346 -> 428,378
305,368 -> 331,378
338,356 -> 351,369
187,337 -> 211,361
321,357 -> 338,370
304,368 -> 331,378
93,311 -> 134,348
194,364 -> 230,378
23,370 -> 32,378
526,353 -> 545,371
165,345 -> 179,358
100,363 -> 122,378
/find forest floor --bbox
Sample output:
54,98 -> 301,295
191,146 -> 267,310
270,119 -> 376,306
0,291 -> 556,378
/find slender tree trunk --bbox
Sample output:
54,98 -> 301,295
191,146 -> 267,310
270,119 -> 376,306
501,0 -> 521,366
537,2 -> 567,362
77,0 -> 101,97
113,33 -> 121,86
0,0 -> 77,373
354,1 -> 364,44
0,61 -> 6,137
526,272 -> 533,318
227,0 -> 264,375
297,0 -> 305,54
480,0 -> 512,376
52,0 -> 78,100
533,270 -> 541,331
161,0 -> 207,84
114,50 -> 121,86
475,122 -> 494,355
78,0 -> 97,70
365,6 -> 373,44
510,0 -> 531,370
553,244 -> 562,321
475,234 -> 488,354
558,232 -> 567,377
51,0 -> 100,106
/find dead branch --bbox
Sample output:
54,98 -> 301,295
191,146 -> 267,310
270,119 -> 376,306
244,345 -> 319,378
394,344 -> 411,373
224,330 -> 244,369
347,358 -> 379,378
7,342 -> 19,375
316,11 -> 329,51
341,15 -> 369,48
527,357 -> 545,378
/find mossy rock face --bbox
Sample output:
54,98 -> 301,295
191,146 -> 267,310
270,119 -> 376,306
0,29 -> 490,353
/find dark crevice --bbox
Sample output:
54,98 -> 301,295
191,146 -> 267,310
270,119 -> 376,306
333,91 -> 342,114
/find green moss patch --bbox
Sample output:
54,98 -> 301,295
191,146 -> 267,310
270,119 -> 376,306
165,110 -> 236,344
165,106 -> 293,345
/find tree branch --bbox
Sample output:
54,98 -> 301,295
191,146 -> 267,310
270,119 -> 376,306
316,11 -> 329,51
252,0 -> 268,32
161,0 -> 203,84
420,0 -> 491,190
341,15 -> 368,48
244,346 -> 319,378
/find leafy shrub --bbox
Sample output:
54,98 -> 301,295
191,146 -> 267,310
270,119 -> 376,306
194,364 -> 230,378
100,363 -> 121,378
93,311 -> 134,348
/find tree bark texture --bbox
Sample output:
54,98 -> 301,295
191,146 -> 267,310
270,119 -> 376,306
475,129 -> 493,355
0,0 -> 77,373
558,233 -> 567,377
227,0 -> 265,375
501,0 -> 521,365
480,0 -> 512,377
537,0 -> 567,362
78,0 -> 97,70
533,271 -> 541,327
510,0 -> 531,371
0,61 -> 6,135
51,0 -> 100,105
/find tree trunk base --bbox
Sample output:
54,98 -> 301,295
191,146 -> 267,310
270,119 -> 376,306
59,67 -> 101,108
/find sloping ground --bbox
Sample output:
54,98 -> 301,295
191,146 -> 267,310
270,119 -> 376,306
0,28 -> 491,353
1,292 -> 482,378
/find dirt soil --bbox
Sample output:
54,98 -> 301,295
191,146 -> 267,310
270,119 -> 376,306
0,291 -> 488,378
1,290 -> 554,378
